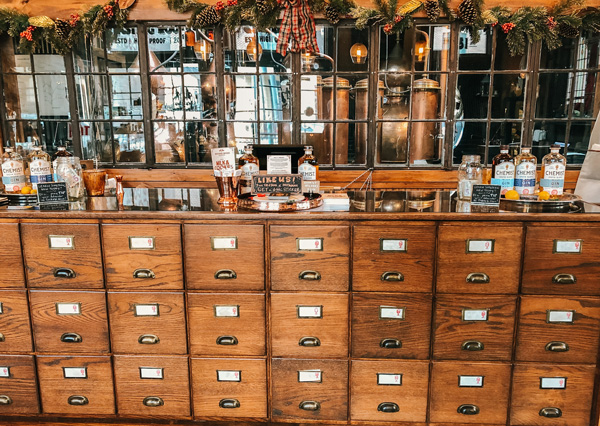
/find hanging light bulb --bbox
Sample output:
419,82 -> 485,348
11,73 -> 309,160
193,39 -> 210,61
350,43 -> 367,64
246,36 -> 263,62
185,30 -> 196,47
414,29 -> 431,63
301,50 -> 315,72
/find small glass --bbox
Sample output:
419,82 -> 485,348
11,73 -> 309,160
83,169 -> 107,196
214,169 -> 241,206
457,155 -> 483,201
55,157 -> 84,201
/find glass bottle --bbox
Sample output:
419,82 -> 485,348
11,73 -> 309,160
55,157 -> 84,201
1,147 -> 27,193
491,145 -> 515,195
298,145 -> 318,181
52,145 -> 73,181
238,145 -> 259,195
27,146 -> 52,190
514,147 -> 537,196
457,155 -> 482,201
540,144 -> 567,198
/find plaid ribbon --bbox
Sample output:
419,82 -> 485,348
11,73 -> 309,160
276,0 -> 320,56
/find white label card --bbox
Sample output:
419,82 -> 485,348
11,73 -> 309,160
217,370 -> 241,382
297,238 -> 323,251
381,239 -> 408,252
467,240 -> 494,253
135,304 -> 159,316
298,370 -> 322,382
554,240 -> 582,253
129,237 -> 155,250
459,376 -> 484,387
56,303 -> 80,315
212,237 -> 238,250
547,310 -> 575,323
140,367 -> 164,379
377,373 -> 402,385
380,306 -> 405,320
49,235 -> 74,249
541,377 -> 567,389
297,305 -> 322,318
215,305 -> 239,317
0,367 -> 9,377
63,367 -> 87,379
463,309 -> 488,321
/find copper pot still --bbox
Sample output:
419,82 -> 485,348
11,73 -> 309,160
380,89 -> 409,163
320,77 -> 350,165
411,78 -> 441,163
355,79 -> 384,164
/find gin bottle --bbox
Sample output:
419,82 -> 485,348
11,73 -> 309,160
540,144 -> 566,198
238,145 -> 259,195
298,145 -> 319,181
27,146 -> 52,190
514,147 -> 537,196
1,147 -> 27,193
491,145 -> 515,195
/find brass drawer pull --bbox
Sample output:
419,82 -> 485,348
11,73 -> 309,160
380,338 -> 402,349
219,398 -> 240,409
299,400 -> 320,411
539,407 -> 562,418
138,334 -> 160,345
381,271 -> 404,282
133,269 -> 155,279
0,395 -> 12,405
377,402 -> 399,413
61,332 -> 82,343
299,270 -> 321,281
552,273 -> 577,284
217,335 -> 238,346
466,273 -> 490,284
462,340 -> 484,351
215,269 -> 237,280
299,336 -> 321,347
54,268 -> 76,279
68,395 -> 89,406
545,341 -> 569,352
0,333 -> 4,342
457,404 -> 480,415
143,396 -> 164,407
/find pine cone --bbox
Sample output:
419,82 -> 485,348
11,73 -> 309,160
196,5 -> 221,27
256,0 -> 273,15
325,4 -> 340,25
54,19 -> 72,41
458,0 -> 477,25
424,0 -> 440,22
557,22 -> 579,38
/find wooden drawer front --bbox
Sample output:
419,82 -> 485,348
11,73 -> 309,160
0,290 -> 32,353
352,224 -> 436,293
188,293 -> 265,356
350,360 -> 428,422
184,224 -> 264,291
433,295 -> 517,361
0,355 -> 39,414
436,223 -> 523,294
108,292 -> 187,355
37,356 -> 115,415
30,290 -> 109,354
271,358 -> 348,422
271,293 -> 348,358
0,223 -> 25,288
515,296 -> 600,363
21,223 -> 103,289
351,293 -> 431,359
270,225 -> 350,291
113,355 -> 190,417
102,224 -> 183,290
511,364 -> 595,426
191,358 -> 266,418
522,225 -> 600,295
429,361 -> 511,424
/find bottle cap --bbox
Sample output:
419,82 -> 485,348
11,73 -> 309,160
551,144 -> 561,150
521,147 -> 531,152
304,145 -> 313,150
500,145 -> 509,152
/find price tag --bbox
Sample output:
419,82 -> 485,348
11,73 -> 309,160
0,367 -> 10,378
547,310 -> 575,323
217,370 -> 241,382
377,373 -> 402,386
214,305 -> 239,317
462,309 -> 489,321
379,306 -> 405,320
129,236 -> 155,250
63,367 -> 87,379
541,377 -> 567,389
466,239 -> 495,253
134,304 -> 159,316
459,376 -> 484,387
298,370 -> 322,383
211,237 -> 238,250
56,303 -> 81,315
48,235 -> 74,250
297,238 -> 323,251
140,367 -> 164,379
554,240 -> 583,254
380,239 -> 408,252
297,305 -> 322,318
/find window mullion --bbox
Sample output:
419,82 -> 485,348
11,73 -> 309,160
215,26 -> 227,148
366,24 -> 378,169
138,23 -> 155,167
523,41 -> 542,149
443,22 -> 460,169
65,53 -> 82,158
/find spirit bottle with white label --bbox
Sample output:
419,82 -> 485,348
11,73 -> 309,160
238,145 -> 259,194
51,145 -> 73,181
27,146 -> 52,190
298,145 -> 318,181
491,145 -> 515,195
514,147 -> 537,196
540,144 -> 566,198
1,147 -> 27,193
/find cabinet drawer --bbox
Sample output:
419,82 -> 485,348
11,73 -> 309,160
113,355 -> 190,417
37,355 -> 115,415
271,293 -> 348,358
350,360 -> 428,422
184,224 -> 264,291
433,295 -> 517,361
191,358 -> 266,418
30,290 -> 109,353
102,224 -> 183,290
0,355 -> 39,414
270,225 -> 350,291
0,223 -> 25,288
429,361 -> 511,424
352,224 -> 436,292
515,296 -> 600,363
436,223 -> 523,294
351,293 -> 431,359
271,358 -> 348,422
188,293 -> 265,356
21,223 -> 103,289
522,224 -> 600,295
511,364 -> 595,426
0,290 -> 32,353
108,292 -> 187,355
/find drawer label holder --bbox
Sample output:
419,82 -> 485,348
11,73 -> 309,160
466,239 -> 495,253
139,367 -> 164,379
296,238 -> 323,251
0,367 -> 10,378
48,235 -> 74,250
540,377 -> 567,389
55,303 -> 81,315
380,239 -> 408,252
553,239 -> 583,254
134,304 -> 159,316
462,309 -> 489,321
459,375 -> 484,387
214,305 -> 240,317
379,306 -> 405,320
63,367 -> 87,379
297,305 -> 323,318
129,236 -> 155,250
217,370 -> 241,382
546,310 -> 575,324
377,373 -> 402,386
211,237 -> 238,250
298,370 -> 322,383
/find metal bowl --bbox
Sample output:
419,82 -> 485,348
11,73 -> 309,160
499,194 -> 582,213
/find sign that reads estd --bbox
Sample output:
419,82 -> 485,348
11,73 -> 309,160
252,174 -> 302,194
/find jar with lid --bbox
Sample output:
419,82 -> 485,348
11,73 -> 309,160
55,157 -> 84,201
457,155 -> 483,201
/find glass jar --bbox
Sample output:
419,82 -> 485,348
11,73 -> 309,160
457,155 -> 483,201
55,157 -> 84,201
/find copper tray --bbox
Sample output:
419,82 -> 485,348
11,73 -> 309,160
237,193 -> 323,211
499,193 -> 582,213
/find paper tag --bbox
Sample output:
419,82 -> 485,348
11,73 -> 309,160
135,304 -> 159,316
63,367 -> 87,379
215,305 -> 239,317
267,155 -> 292,174
56,303 -> 81,315
212,237 -> 238,250
49,235 -> 74,249
380,306 -> 405,320
297,305 -> 322,318
377,373 -> 402,385
541,377 -> 567,389
380,239 -> 408,252
459,376 -> 484,387
0,367 -> 9,377
298,370 -> 322,382
547,310 -> 575,323
140,367 -> 164,379
554,240 -> 582,254
129,236 -> 155,250
302,180 -> 320,194
217,370 -> 241,382
462,309 -> 488,321
467,240 -> 495,253
297,238 -> 323,251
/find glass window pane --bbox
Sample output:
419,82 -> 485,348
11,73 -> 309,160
151,74 -> 183,120
458,26 -> 492,71
310,25 -> 334,72
40,121 -> 71,156
495,31 -> 528,70
187,120 -> 219,163
532,121 -> 566,161
578,31 -> 600,69
80,121 -> 112,162
378,121 -> 409,164
154,121 -> 185,163
258,29 -> 290,73
260,74 -> 291,121
260,122 -> 292,145
340,74 -> 369,120
572,72 -> 596,118
75,75 -> 110,120
148,26 -> 181,73
536,72 -> 571,118
225,75 -> 257,121
1,41 -> 31,72
301,75 -> 328,121
227,122 -> 257,149
113,121 -> 145,163
488,122 -> 522,161
33,54 -> 66,73
111,75 -> 143,119
107,27 -> 139,72
223,27 -> 260,72
568,121 -> 593,164
337,27 -> 369,72
183,28 -> 215,72
36,75 -> 70,119
349,122 -> 368,165
7,121 -> 40,152
380,28 -> 408,71
413,73 -> 446,119
491,74 -> 526,119
457,74 -> 489,118
184,74 -> 217,120
73,35 -> 106,73
453,121 -> 487,164
540,37 -> 576,69
301,121 -> 332,165
4,75 -> 37,119
410,121 -> 443,165
381,77 -> 410,120
417,25 -> 450,72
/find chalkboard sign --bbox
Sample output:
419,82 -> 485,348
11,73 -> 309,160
39,202 -> 70,211
471,184 -> 501,206
252,174 -> 302,194
36,182 -> 69,204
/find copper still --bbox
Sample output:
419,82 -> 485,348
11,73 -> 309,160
380,89 -> 410,163
321,77 -> 350,165
355,79 -> 384,164
411,77 -> 440,163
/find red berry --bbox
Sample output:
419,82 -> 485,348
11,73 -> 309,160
394,15 -> 403,23
501,22 -> 515,33
215,1 -> 225,11
227,0 -> 237,5
383,23 -> 394,34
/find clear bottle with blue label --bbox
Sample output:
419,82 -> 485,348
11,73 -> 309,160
514,147 -> 537,196
491,145 -> 515,195
27,146 -> 52,190
540,144 -> 566,199
1,147 -> 27,193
